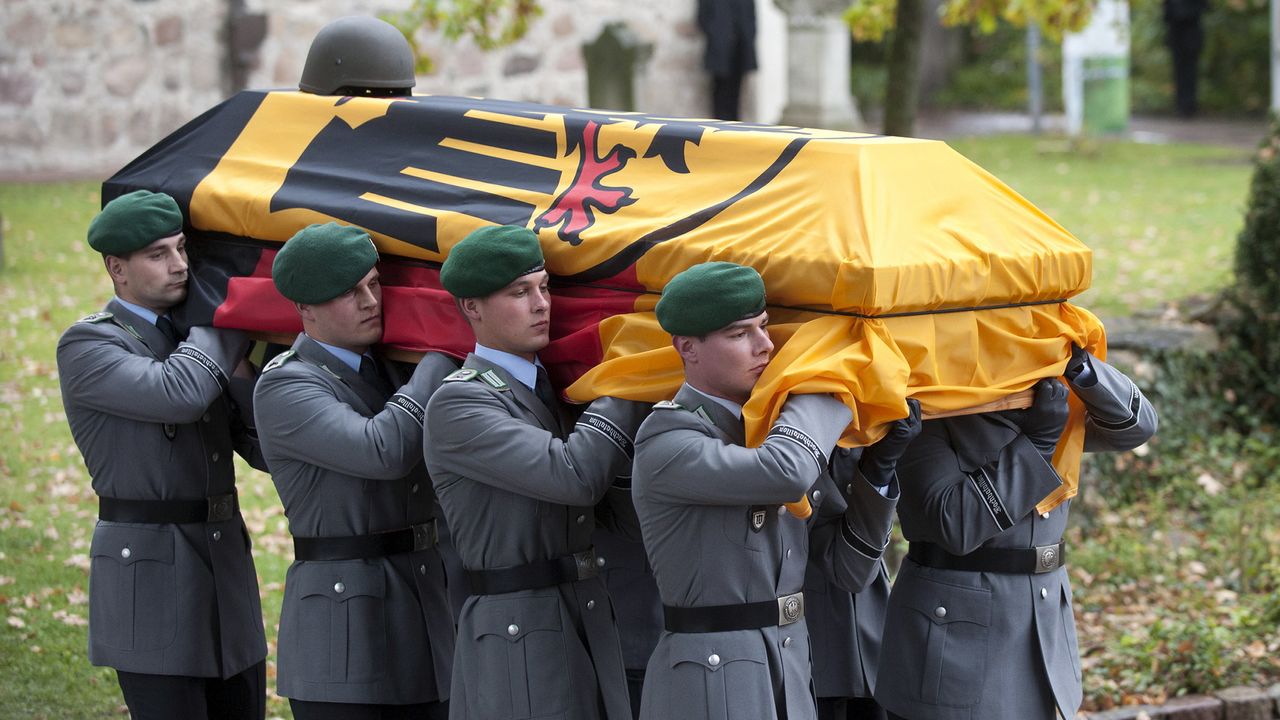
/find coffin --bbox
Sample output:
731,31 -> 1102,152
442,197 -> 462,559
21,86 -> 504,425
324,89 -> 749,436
104,90 -> 1107,512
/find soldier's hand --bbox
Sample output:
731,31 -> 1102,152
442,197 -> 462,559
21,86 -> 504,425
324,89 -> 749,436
1009,378 -> 1069,459
1063,344 -> 1097,387
858,398 -> 922,486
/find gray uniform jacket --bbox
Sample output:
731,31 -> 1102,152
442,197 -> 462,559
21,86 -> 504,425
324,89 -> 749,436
424,353 -> 649,720
806,448 -> 891,701
253,335 -> 457,705
592,527 -> 662,673
57,299 -> 267,678
875,354 -> 1157,720
632,385 -> 898,720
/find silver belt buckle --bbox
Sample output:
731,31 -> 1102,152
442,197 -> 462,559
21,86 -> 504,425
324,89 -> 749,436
1034,543 -> 1061,574
206,492 -> 235,522
412,521 -> 438,551
777,592 -> 805,626
575,548 -> 600,581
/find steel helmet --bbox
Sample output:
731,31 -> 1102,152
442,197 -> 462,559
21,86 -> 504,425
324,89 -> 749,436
299,16 -> 415,96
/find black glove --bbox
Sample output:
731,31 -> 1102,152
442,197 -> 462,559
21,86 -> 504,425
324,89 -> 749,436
1063,344 -> 1097,387
858,398 -> 923,486
1007,378 -> 1069,459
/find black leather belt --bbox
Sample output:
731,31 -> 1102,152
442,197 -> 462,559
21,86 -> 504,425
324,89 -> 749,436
293,521 -> 439,561
908,541 -> 1066,575
466,548 -> 599,595
99,492 -> 237,524
663,592 -> 805,633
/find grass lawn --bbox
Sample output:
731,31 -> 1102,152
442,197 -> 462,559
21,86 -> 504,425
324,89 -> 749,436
948,136 -> 1254,317
0,135 -> 1267,717
0,182 -> 292,718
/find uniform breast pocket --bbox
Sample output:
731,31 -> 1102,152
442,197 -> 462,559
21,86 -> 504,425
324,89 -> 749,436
666,633 -> 774,720
470,594 -> 570,720
291,561 -> 387,684
89,524 -> 176,651
721,505 -> 770,553
881,571 -> 992,708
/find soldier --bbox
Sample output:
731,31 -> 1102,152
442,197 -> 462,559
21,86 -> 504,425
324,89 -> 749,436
807,448 -> 893,720
57,189 -> 268,719
300,16 -> 416,98
874,349 -> 1157,720
252,223 -> 457,720
424,225 -> 649,720
631,261 -> 916,720
590,525 -> 662,719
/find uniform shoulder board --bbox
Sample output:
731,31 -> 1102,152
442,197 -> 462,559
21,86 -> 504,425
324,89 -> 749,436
478,369 -> 508,390
262,350 -> 297,372
653,400 -> 685,411
78,311 -> 114,324
443,368 -> 478,383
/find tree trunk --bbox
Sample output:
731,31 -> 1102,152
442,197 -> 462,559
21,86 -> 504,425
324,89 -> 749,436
883,0 -> 927,136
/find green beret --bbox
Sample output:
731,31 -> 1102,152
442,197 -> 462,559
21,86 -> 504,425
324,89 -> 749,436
88,190 -> 184,255
272,223 -> 379,304
440,225 -> 545,298
656,261 -> 767,336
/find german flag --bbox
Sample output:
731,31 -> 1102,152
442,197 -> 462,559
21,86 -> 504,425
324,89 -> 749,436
104,90 -> 1104,515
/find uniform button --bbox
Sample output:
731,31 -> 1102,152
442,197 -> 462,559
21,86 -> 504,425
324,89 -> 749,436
334,582 -> 345,594
707,653 -> 720,667
212,530 -> 222,541
1041,512 -> 1050,519
120,547 -> 132,559
783,637 -> 793,648
211,452 -> 220,462
587,600 -> 596,610
201,413 -> 211,423
846,484 -> 854,494
812,490 -> 822,502
596,556 -> 606,567
934,606 -> 947,618
507,624 -> 520,636
777,505 -> 786,516
411,483 -> 419,494
1041,587 -> 1048,599
576,514 -> 586,525
786,549 -> 793,559
419,564 -> 427,575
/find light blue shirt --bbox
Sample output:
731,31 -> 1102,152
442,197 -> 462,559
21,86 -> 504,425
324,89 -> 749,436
113,297 -> 161,327
307,334 -> 366,374
474,343 -> 544,393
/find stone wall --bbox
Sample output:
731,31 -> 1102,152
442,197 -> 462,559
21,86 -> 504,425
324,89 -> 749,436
1,0 -> 230,180
245,0 -> 709,116
2,0 -> 748,181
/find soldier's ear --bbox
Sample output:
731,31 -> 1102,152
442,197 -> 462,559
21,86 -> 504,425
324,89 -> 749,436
104,254 -> 128,284
459,297 -> 483,324
295,302 -> 316,323
672,335 -> 698,364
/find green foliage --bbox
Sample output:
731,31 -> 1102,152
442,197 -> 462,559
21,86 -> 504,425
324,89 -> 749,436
844,0 -> 1094,42
1129,0 -> 1270,115
1235,113 -> 1280,308
933,21 -> 1065,112
1207,113 -> 1280,428
382,0 -> 543,74
1070,471 -> 1280,708
931,0 -> 1270,115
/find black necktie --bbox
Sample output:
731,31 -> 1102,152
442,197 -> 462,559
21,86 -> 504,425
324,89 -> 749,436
534,365 -> 558,412
155,315 -> 179,346
359,355 -> 393,398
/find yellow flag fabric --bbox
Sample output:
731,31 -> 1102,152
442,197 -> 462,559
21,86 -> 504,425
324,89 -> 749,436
105,90 -> 1103,515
